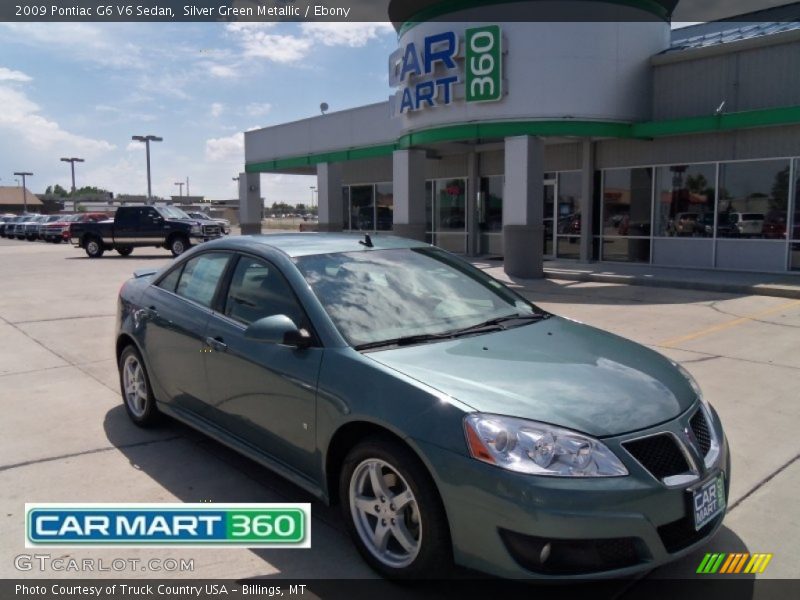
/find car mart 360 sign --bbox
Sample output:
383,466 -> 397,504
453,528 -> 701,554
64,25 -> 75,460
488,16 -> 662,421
390,25 -> 503,114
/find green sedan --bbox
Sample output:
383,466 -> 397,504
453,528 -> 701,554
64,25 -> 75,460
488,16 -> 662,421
115,233 -> 729,579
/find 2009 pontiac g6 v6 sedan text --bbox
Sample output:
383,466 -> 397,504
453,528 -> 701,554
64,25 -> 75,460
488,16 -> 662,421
115,234 -> 730,579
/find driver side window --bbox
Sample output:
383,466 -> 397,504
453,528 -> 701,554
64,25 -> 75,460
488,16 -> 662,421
224,256 -> 303,327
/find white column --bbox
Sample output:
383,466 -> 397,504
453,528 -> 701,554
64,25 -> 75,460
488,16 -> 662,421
238,172 -> 261,235
317,162 -> 343,232
503,136 -> 544,278
392,149 -> 426,241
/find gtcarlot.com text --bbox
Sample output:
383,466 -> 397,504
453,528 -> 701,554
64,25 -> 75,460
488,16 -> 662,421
14,554 -> 194,573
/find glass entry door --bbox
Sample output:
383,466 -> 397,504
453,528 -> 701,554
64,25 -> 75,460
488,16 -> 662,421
543,178 -> 556,257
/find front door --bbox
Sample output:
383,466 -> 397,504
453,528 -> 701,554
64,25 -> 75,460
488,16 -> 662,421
203,254 -> 322,478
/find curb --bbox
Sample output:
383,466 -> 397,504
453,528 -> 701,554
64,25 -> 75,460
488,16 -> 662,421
543,269 -> 800,300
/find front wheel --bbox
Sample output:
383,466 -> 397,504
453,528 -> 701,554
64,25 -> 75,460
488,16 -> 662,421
84,237 -> 104,258
339,436 -> 452,579
117,247 -> 133,257
169,235 -> 189,257
118,345 -> 159,427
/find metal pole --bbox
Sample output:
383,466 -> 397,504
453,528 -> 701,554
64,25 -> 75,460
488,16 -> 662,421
70,162 -> 76,192
14,171 -> 33,212
145,140 -> 152,200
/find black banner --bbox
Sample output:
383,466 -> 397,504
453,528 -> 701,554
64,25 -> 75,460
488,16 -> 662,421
1,0 -> 799,23
3,579 -> 800,600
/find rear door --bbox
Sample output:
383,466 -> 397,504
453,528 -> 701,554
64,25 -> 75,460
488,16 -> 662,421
203,253 -> 322,478
139,251 -> 233,415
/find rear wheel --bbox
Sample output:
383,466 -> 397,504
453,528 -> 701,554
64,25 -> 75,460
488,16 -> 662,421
84,237 -> 104,258
169,235 -> 189,257
339,436 -> 452,579
117,247 -> 133,257
118,345 -> 159,427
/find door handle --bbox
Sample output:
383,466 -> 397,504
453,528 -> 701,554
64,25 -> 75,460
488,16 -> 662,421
146,306 -> 158,318
205,336 -> 228,352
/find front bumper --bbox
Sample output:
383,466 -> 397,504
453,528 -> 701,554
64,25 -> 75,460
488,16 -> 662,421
415,403 -> 730,579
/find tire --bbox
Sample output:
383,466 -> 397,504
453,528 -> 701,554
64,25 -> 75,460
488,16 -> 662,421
118,345 -> 159,427
339,435 -> 452,579
84,237 -> 104,258
169,235 -> 190,257
117,247 -> 133,257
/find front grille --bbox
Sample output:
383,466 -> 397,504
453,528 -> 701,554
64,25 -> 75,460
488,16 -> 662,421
623,434 -> 690,481
690,409 -> 712,456
658,513 -> 722,553
499,529 -> 646,575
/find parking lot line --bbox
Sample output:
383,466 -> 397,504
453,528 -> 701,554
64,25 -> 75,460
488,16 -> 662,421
658,299 -> 800,348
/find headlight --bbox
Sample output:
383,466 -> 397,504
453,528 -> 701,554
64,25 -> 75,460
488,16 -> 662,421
464,414 -> 628,477
674,362 -> 709,408
190,225 -> 202,235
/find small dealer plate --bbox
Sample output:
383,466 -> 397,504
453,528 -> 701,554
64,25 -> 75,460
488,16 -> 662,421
692,474 -> 726,531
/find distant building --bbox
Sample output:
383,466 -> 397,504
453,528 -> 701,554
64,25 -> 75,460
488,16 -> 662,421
0,186 -> 42,214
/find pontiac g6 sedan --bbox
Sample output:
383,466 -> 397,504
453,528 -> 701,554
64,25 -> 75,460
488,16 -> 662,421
115,234 -> 729,579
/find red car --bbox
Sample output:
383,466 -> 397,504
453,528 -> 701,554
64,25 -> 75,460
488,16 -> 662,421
42,212 -> 110,243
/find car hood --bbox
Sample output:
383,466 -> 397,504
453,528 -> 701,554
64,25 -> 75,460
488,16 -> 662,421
365,316 -> 695,437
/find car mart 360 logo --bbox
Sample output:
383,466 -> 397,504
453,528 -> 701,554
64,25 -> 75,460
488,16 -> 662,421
26,503 -> 310,548
697,552 -> 773,574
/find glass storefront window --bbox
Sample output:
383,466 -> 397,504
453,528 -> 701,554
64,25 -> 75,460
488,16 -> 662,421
350,185 -> 375,231
375,183 -> 394,231
436,179 -> 466,232
602,168 -> 653,238
342,187 -> 351,230
554,171 -> 582,259
479,176 -> 503,232
654,164 -> 716,237
717,159 -> 790,239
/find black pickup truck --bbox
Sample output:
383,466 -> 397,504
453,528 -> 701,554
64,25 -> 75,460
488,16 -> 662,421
71,205 -> 222,258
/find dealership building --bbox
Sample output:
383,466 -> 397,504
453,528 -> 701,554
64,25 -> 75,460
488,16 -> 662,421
240,0 -> 800,276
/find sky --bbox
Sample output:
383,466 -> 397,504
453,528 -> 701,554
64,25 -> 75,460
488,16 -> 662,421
0,22 -> 396,205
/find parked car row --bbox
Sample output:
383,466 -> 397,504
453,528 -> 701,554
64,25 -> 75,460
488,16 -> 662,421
0,213 -> 110,243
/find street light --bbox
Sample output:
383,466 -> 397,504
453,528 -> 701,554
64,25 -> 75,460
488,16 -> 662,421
131,135 -> 163,202
174,182 -> 184,198
310,185 -> 316,209
13,171 -> 33,212
60,157 -> 85,193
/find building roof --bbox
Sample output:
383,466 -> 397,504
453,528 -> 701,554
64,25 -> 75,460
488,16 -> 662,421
0,186 -> 42,206
668,20 -> 800,54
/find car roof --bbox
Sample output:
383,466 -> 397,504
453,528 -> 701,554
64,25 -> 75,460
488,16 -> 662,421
209,232 -> 430,258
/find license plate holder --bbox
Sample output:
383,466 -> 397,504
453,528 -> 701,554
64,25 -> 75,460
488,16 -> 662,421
691,473 -> 726,531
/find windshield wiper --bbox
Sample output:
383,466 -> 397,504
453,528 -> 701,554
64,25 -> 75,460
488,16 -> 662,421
449,312 -> 548,337
355,332 -> 453,351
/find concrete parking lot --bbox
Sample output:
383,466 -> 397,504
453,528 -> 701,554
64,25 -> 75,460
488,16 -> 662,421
0,236 -> 798,585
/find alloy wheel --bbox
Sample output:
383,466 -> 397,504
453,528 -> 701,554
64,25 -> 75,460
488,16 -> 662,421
122,354 -> 148,418
349,458 -> 422,569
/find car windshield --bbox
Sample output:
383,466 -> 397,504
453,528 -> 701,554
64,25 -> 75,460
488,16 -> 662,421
157,206 -> 191,219
295,247 -> 543,348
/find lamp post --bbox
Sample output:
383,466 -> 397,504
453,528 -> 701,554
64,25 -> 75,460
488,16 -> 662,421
13,171 -> 33,212
174,182 -> 184,198
309,185 -> 316,209
60,157 -> 84,193
131,135 -> 163,202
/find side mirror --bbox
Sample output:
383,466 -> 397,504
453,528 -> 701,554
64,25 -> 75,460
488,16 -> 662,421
244,314 -> 312,349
